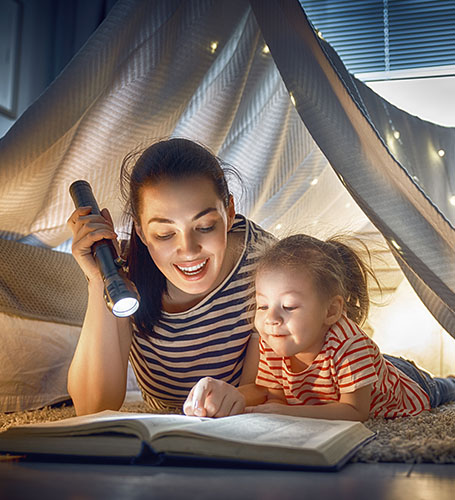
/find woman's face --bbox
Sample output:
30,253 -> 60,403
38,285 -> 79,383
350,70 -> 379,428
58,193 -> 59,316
136,176 -> 235,298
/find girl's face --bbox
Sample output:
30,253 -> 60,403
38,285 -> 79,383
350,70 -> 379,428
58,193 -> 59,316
136,176 -> 235,299
254,267 -> 342,363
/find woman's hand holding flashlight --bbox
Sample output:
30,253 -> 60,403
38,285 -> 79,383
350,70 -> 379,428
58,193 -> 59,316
67,206 -> 118,283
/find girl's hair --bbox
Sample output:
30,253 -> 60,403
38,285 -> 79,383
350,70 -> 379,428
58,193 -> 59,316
120,137 -> 234,333
255,234 -> 379,325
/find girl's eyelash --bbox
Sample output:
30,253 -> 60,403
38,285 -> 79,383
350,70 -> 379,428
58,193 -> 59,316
256,304 -> 297,311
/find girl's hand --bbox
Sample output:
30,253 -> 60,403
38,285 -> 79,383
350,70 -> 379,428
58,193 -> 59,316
183,377 -> 246,418
67,206 -> 118,282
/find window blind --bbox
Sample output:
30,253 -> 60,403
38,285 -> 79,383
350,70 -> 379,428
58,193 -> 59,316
299,0 -> 455,77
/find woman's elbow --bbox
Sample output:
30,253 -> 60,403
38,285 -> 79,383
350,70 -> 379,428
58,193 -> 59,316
68,384 -> 125,416
72,396 -> 124,416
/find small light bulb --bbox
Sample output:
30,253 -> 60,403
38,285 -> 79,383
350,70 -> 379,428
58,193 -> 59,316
290,93 -> 296,106
275,223 -> 282,230
393,130 -> 400,139
210,41 -> 218,53
317,30 -> 323,39
345,202 -> 351,209
449,195 -> 455,206
310,178 -> 318,186
438,149 -> 445,157
390,239 -> 401,251
262,44 -> 270,54
112,297 -> 140,317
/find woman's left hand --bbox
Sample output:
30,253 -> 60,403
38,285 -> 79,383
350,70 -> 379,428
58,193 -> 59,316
183,377 -> 246,418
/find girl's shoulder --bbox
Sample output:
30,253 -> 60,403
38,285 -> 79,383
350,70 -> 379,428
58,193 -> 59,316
324,316 -> 381,360
329,315 -> 368,341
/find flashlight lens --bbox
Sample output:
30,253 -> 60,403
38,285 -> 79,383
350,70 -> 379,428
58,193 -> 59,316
112,297 -> 140,317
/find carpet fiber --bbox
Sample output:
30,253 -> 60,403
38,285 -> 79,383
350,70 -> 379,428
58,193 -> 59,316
1,399 -> 455,464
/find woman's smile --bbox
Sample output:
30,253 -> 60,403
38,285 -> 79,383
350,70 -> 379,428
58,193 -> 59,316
174,258 -> 209,279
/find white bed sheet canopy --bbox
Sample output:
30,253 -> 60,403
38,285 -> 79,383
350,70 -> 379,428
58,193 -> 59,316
0,0 -> 453,338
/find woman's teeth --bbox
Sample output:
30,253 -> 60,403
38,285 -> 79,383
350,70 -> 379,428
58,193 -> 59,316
176,260 -> 207,275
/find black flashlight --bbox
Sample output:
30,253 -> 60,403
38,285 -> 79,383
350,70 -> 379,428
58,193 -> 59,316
69,180 -> 140,317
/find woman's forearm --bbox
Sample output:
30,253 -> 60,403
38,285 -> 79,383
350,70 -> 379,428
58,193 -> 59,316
67,279 -> 132,415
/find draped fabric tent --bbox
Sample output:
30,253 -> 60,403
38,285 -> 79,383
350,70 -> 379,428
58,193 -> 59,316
0,0 -> 453,409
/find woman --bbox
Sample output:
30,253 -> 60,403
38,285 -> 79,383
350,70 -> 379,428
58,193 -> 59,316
67,138 -> 275,415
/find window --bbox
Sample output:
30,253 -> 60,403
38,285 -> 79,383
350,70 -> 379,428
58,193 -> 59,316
299,0 -> 455,79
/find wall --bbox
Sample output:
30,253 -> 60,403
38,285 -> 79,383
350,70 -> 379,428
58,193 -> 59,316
0,0 -> 55,137
0,0 -> 116,138
367,75 -> 455,128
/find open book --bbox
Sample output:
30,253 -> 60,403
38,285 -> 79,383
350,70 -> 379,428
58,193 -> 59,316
0,410 -> 375,470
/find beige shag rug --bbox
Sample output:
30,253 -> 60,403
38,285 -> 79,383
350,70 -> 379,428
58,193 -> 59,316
1,399 -> 455,464
353,402 -> 455,463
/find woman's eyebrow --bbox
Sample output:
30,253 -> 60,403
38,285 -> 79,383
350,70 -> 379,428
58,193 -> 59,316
147,207 -> 217,225
192,207 -> 217,220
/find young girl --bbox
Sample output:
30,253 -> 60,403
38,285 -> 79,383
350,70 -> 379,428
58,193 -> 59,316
184,234 -> 455,420
67,138 -> 275,415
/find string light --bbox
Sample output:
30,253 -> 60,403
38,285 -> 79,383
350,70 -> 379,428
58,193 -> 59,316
275,223 -> 282,230
310,178 -> 318,186
317,30 -> 324,39
438,149 -> 445,157
290,92 -> 296,106
210,41 -> 218,54
262,44 -> 270,54
393,130 -> 400,139
390,239 -> 401,251
449,195 -> 455,207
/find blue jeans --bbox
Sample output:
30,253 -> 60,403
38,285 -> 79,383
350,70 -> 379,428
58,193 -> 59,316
384,354 -> 455,408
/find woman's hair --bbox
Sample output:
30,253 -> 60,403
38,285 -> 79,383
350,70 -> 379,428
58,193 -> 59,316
119,138 -> 236,333
255,234 -> 380,325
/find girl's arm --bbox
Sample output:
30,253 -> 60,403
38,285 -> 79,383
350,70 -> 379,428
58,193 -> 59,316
248,385 -> 372,422
237,383 -> 268,406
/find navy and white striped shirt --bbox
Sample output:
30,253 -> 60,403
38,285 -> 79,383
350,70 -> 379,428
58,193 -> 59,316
129,215 -> 275,410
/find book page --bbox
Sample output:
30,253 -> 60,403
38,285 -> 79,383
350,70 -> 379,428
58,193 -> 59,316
154,412 -> 364,450
3,410 -> 205,441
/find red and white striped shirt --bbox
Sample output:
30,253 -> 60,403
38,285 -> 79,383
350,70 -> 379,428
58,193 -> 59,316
256,315 -> 430,418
